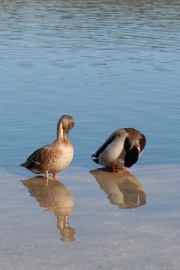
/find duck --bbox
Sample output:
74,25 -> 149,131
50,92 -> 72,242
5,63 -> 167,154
91,128 -> 146,173
21,115 -> 74,183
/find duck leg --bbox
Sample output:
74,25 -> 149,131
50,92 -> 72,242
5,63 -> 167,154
53,173 -> 57,180
45,171 -> 49,185
112,164 -> 116,173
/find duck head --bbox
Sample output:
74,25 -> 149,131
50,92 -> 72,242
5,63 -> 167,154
57,115 -> 74,139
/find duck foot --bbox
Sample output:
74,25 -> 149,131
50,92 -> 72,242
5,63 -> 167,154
45,172 -> 57,186
112,165 -> 128,173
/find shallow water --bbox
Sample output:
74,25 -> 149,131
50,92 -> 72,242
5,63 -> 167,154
0,1 -> 180,269
1,165 -> 180,269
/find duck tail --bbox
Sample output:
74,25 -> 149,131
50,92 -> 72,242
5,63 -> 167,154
91,154 -> 99,164
20,161 -> 34,170
20,162 -> 25,167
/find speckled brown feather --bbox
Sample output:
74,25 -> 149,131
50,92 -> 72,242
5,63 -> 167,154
21,115 -> 74,179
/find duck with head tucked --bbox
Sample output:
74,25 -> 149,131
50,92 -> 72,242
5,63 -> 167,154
91,128 -> 146,173
21,115 -> 74,183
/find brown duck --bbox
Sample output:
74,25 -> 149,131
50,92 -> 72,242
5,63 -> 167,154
21,115 -> 74,183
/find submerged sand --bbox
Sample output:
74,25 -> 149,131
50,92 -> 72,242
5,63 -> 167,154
0,165 -> 179,270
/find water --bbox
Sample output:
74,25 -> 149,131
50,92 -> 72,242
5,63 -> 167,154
1,166 -> 180,269
0,1 -> 180,269
0,0 -> 180,171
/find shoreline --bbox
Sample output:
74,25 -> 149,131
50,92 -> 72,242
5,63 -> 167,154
1,165 -> 179,269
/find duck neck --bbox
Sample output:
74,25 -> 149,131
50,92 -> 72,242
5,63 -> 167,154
57,122 -> 63,139
57,122 -> 68,139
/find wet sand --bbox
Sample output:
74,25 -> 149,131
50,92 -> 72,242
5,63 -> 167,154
0,165 -> 179,270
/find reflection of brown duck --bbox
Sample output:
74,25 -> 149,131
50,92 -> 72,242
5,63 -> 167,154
90,168 -> 146,209
21,177 -> 75,242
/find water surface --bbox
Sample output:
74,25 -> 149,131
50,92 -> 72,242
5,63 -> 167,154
1,165 -> 180,269
0,1 -> 180,269
0,0 -> 180,170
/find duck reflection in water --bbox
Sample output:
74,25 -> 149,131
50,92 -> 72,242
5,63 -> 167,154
21,177 -> 75,242
90,168 -> 146,209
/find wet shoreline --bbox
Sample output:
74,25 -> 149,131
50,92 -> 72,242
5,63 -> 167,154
1,165 -> 179,269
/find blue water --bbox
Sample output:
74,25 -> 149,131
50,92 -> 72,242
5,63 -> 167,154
0,2 -> 180,269
0,0 -> 180,173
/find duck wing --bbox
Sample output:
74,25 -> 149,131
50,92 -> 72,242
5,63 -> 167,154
20,145 -> 51,171
92,129 -> 125,161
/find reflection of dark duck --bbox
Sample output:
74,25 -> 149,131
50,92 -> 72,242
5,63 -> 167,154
90,168 -> 146,209
21,177 -> 75,242
91,128 -> 146,173
21,115 -> 74,184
